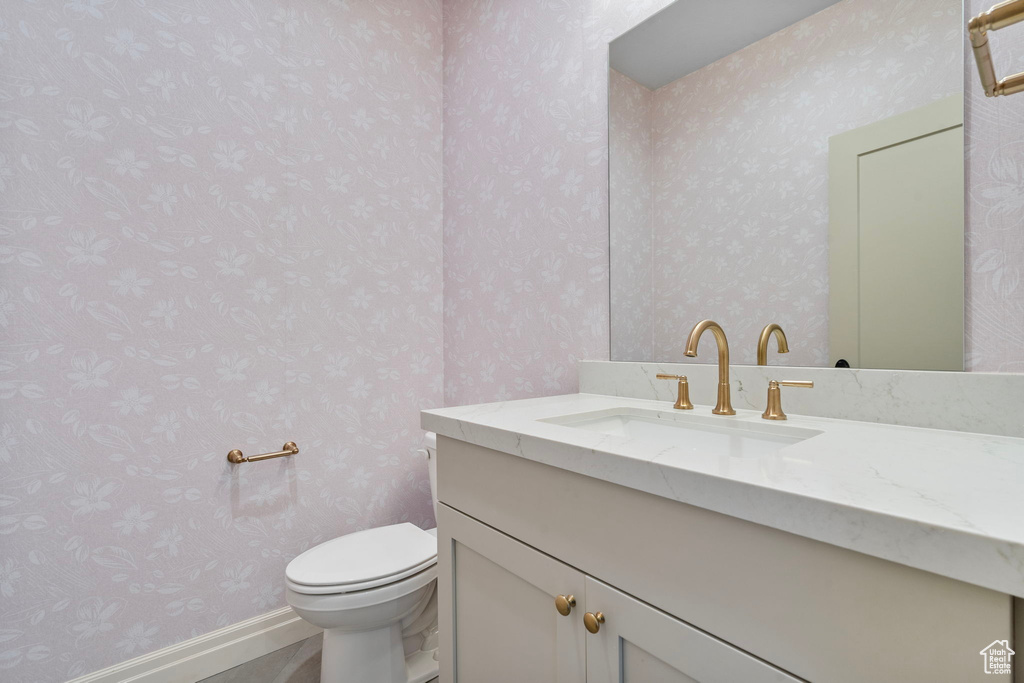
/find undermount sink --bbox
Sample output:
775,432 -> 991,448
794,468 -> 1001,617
541,407 -> 821,458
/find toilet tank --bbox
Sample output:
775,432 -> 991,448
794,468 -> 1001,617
423,432 -> 438,519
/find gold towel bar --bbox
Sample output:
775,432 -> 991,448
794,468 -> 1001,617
969,0 -> 1024,97
227,442 -> 299,464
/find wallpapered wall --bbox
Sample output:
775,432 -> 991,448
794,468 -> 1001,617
1,0 -> 1022,679
966,0 -> 1024,372
608,68 -> 655,362
609,0 -> 962,366
0,1 -> 442,680
441,0 -> 673,405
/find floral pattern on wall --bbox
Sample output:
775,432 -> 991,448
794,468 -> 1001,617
609,0 -> 962,366
0,1 -> 442,680
965,0 -> 1024,372
0,0 -> 1022,678
441,0 -> 674,405
609,69 -> 654,362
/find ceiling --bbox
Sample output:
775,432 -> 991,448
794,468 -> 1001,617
610,0 -> 844,90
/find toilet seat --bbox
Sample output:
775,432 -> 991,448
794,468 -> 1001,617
286,523 -> 437,596
287,563 -> 438,612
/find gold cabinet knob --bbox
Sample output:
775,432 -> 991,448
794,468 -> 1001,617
583,611 -> 605,634
554,594 -> 576,617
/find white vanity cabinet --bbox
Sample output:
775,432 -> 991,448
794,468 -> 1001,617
435,435 -> 1015,683
438,503 -> 800,683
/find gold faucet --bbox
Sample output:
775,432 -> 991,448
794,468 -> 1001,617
757,323 -> 790,365
684,320 -> 735,415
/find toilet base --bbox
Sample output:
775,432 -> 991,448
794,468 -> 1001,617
321,624 -> 439,683
405,645 -> 440,683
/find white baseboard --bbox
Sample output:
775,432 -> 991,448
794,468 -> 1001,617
67,606 -> 322,683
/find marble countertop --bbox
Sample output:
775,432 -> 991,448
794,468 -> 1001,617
422,393 -> 1024,598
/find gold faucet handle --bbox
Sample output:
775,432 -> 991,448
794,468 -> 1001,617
655,374 -> 693,410
762,380 -> 813,421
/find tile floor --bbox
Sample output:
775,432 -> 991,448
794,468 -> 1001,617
198,634 -> 322,683
197,634 -> 440,683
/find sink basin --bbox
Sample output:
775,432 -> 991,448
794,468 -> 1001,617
541,408 -> 820,458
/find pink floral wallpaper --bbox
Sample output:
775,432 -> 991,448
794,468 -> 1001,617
965,0 -> 1024,372
1,0 -> 1023,679
441,0 -> 673,405
0,1 -> 442,680
609,69 -> 655,362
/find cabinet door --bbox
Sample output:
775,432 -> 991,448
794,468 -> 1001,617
584,578 -> 802,683
437,503 -> 586,683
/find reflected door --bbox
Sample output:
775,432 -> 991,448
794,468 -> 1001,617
828,95 -> 964,370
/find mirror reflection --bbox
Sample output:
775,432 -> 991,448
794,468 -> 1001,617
609,0 -> 964,370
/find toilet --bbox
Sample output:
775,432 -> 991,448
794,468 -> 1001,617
285,433 -> 440,683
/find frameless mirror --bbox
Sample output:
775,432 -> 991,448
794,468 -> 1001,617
609,0 -> 965,370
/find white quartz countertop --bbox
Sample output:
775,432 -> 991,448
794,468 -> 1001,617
422,393 -> 1024,598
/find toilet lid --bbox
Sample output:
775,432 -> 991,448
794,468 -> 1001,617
286,523 -> 437,590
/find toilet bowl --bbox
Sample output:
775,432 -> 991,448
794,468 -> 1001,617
285,433 -> 440,683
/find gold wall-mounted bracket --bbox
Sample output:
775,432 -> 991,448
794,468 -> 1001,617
762,381 -> 813,421
227,441 -> 299,464
969,0 -> 1024,97
655,373 -> 694,410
